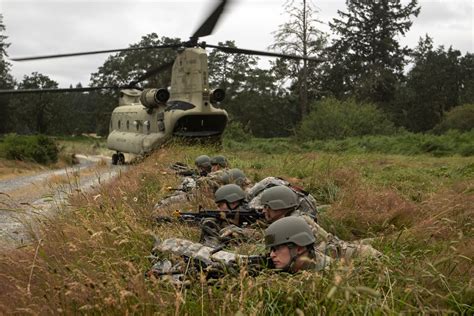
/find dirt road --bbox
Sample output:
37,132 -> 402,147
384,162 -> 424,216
0,155 -> 125,249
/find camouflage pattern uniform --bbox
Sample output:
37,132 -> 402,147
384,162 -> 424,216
149,238 -> 333,283
264,217 -> 333,272
200,219 -> 263,248
197,168 -> 251,193
289,211 -> 383,261
154,176 -> 197,210
154,156 -> 211,211
149,238 -> 273,280
247,177 -> 318,221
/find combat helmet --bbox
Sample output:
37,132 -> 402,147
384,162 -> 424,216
226,168 -> 249,187
214,184 -> 246,203
195,155 -> 211,168
264,216 -> 315,248
260,185 -> 298,210
210,155 -> 229,168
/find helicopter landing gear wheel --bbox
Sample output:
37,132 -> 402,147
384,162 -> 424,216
111,153 -> 118,165
117,153 -> 125,165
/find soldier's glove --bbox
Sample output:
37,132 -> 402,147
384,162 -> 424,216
219,224 -> 245,239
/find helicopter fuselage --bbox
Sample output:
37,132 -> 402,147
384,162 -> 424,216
107,47 -> 228,159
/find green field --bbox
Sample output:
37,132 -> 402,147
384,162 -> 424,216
0,139 -> 472,314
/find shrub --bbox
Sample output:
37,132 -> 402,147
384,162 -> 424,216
432,103 -> 474,133
3,134 -> 59,164
297,98 -> 396,140
222,121 -> 251,143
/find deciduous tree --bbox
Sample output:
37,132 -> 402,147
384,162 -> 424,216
270,0 -> 327,119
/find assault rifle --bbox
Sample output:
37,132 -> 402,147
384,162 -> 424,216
155,207 -> 265,227
169,162 -> 202,177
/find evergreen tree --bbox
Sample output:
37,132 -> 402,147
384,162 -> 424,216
459,53 -> 474,105
327,0 -> 420,106
8,73 -> 58,134
393,36 -> 467,132
208,40 -> 258,94
0,14 -> 15,133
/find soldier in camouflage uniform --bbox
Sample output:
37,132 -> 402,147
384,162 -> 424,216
148,237 -> 272,282
148,217 -> 332,281
210,155 -> 229,172
195,155 -> 212,176
154,167 -> 250,212
196,167 -> 251,195
264,217 -> 332,272
154,155 -> 218,210
260,186 -> 382,261
200,184 -> 261,247
247,176 -> 319,221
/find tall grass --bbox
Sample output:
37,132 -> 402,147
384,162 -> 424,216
0,143 -> 472,314
224,130 -> 474,157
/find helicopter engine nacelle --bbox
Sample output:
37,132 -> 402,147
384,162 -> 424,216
210,88 -> 225,103
140,88 -> 170,108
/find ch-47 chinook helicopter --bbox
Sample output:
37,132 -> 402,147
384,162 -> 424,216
1,0 -> 320,164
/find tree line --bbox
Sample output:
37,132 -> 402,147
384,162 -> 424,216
0,0 -> 473,138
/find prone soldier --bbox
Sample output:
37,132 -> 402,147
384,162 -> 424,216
200,183 -> 263,247
247,176 -> 319,221
264,216 -> 332,272
155,155 -> 217,211
260,186 -> 382,261
148,216 -> 332,281
210,155 -> 229,172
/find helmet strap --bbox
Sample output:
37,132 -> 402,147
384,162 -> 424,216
279,244 -> 298,273
283,244 -> 311,273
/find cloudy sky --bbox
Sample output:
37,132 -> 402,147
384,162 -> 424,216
1,0 -> 472,88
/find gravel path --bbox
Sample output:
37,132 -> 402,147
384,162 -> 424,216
0,155 -> 126,249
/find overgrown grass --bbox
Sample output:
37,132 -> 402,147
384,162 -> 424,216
0,143 -> 472,314
55,134 -> 110,157
225,130 -> 474,157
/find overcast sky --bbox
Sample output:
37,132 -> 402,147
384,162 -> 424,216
1,0 -> 472,88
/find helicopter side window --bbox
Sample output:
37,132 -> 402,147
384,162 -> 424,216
157,112 -> 165,132
144,121 -> 150,133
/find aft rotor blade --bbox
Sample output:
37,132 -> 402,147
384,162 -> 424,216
191,0 -> 228,41
11,44 -> 182,61
206,44 -> 324,62
128,60 -> 175,86
0,85 -> 136,94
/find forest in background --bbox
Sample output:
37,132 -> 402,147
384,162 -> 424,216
0,0 -> 473,139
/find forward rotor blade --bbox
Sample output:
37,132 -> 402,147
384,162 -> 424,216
128,60 -> 175,86
0,85 -> 137,94
11,44 -> 182,61
206,44 -> 324,62
191,0 -> 228,41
